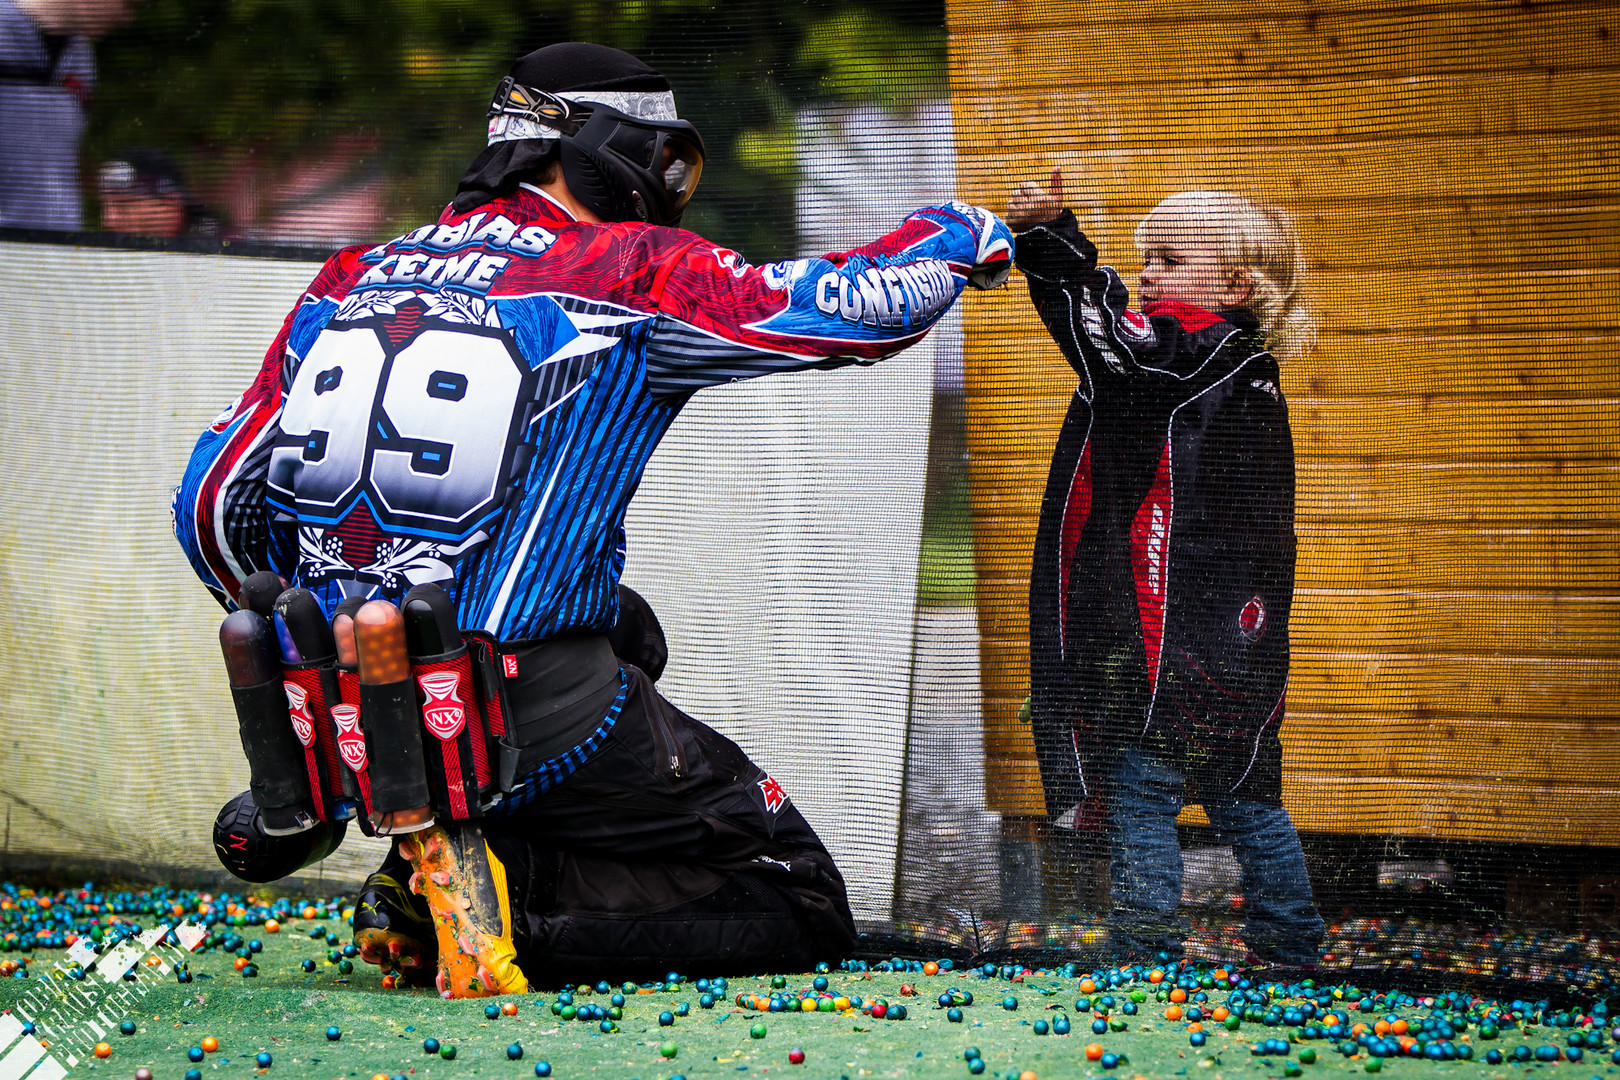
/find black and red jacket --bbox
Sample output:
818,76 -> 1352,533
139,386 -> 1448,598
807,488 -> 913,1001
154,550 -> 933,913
1016,211 -> 1295,818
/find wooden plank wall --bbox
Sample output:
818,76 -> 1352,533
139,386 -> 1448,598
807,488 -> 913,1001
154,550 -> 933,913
947,0 -> 1620,843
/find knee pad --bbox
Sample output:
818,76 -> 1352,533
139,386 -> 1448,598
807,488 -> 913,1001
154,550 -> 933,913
213,790 -> 346,883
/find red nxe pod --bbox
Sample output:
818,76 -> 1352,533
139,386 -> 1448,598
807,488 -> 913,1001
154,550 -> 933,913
403,583 -> 495,822
273,587 -> 359,824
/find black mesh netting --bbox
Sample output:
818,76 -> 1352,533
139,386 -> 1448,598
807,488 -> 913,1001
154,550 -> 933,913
0,0 -> 1615,995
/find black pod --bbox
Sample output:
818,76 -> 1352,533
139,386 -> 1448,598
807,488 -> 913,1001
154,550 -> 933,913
354,599 -> 433,821
273,586 -> 357,820
237,571 -> 285,618
213,790 -> 346,883
274,587 -> 338,665
359,679 -> 433,813
219,609 -> 316,836
403,583 -> 461,658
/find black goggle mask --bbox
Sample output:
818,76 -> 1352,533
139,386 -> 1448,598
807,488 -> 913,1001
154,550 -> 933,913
487,76 -> 705,226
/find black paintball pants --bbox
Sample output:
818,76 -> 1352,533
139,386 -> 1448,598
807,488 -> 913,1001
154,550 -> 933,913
388,665 -> 857,984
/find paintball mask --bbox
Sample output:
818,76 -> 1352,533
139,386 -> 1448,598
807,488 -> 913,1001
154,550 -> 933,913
486,76 -> 704,227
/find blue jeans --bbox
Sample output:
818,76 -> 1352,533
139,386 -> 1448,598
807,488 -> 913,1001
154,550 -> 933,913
1108,745 -> 1324,966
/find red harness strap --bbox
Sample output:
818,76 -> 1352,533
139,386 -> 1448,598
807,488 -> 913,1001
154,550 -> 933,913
332,668 -> 375,822
281,665 -> 343,822
412,650 -> 491,820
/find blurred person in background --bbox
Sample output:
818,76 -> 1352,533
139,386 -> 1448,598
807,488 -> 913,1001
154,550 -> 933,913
0,0 -> 136,230
98,149 -> 219,239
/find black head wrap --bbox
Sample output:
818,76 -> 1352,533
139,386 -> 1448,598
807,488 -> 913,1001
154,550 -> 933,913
453,43 -> 670,214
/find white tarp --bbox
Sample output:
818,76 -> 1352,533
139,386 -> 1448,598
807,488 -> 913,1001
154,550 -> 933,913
0,239 -> 932,919
0,103 -> 963,923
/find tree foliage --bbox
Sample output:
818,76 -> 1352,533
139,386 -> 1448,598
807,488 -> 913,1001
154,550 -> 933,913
86,0 -> 945,256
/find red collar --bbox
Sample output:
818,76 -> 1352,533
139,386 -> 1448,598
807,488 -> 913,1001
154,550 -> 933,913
1144,298 -> 1228,333
437,184 -> 581,226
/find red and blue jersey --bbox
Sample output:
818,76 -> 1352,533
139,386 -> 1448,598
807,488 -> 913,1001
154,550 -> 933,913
174,185 -> 1010,641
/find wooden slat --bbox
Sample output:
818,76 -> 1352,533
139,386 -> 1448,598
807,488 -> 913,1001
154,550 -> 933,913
980,628 -> 1620,731
988,726 -> 1620,829
979,676 -> 1620,824
1292,591 -> 1620,656
965,394 -> 1620,461
967,525 -> 1620,591
1297,527 -> 1620,589
1299,208 -> 1620,274
967,524 -> 1037,581
1286,336 -> 1620,397
1152,207 -> 1618,274
962,397 -> 1067,457
1300,462 -> 1620,523
987,681 -> 1620,824
975,193 -> 1620,223
1310,271 -> 1620,335
950,0 -> 1610,27
951,10 -> 1620,87
976,637 -> 1029,671
965,266 -> 1620,339
973,588 -> 1620,658
982,690 -> 1048,815
967,331 -> 1620,398
954,140 -> 1619,211
1290,651 -> 1620,716
951,75 -> 1620,148
967,586 -> 1060,643
968,464 -> 1620,526
976,661 -> 1034,705
972,652 -> 1620,719
1281,777 -> 1620,844
1278,714 -> 1620,783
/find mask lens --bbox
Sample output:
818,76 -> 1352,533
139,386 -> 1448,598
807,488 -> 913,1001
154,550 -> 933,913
660,137 -> 703,207
572,107 -> 705,223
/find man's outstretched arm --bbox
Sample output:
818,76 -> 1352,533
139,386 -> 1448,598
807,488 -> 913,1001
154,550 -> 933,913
640,202 -> 1012,396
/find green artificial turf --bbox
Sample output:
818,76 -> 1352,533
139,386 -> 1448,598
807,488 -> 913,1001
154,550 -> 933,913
3,906 -> 1620,1080
4,912 -> 1619,1079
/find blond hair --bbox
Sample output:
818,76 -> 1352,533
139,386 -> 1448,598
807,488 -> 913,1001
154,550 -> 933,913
1133,191 -> 1315,362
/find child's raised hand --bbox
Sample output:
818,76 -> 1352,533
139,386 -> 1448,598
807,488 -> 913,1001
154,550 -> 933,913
1005,168 -> 1065,231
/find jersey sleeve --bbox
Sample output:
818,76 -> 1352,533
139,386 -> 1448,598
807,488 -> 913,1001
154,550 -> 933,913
1015,209 -> 1230,385
641,202 -> 1012,397
171,248 -> 364,607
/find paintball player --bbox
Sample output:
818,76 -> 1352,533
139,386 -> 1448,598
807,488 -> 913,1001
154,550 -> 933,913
175,41 -> 1012,997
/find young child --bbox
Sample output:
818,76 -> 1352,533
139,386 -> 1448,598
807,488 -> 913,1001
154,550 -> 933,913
1006,175 -> 1324,967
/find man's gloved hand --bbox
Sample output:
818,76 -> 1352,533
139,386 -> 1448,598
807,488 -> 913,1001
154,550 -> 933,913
1012,210 -> 1098,283
947,201 -> 1015,290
